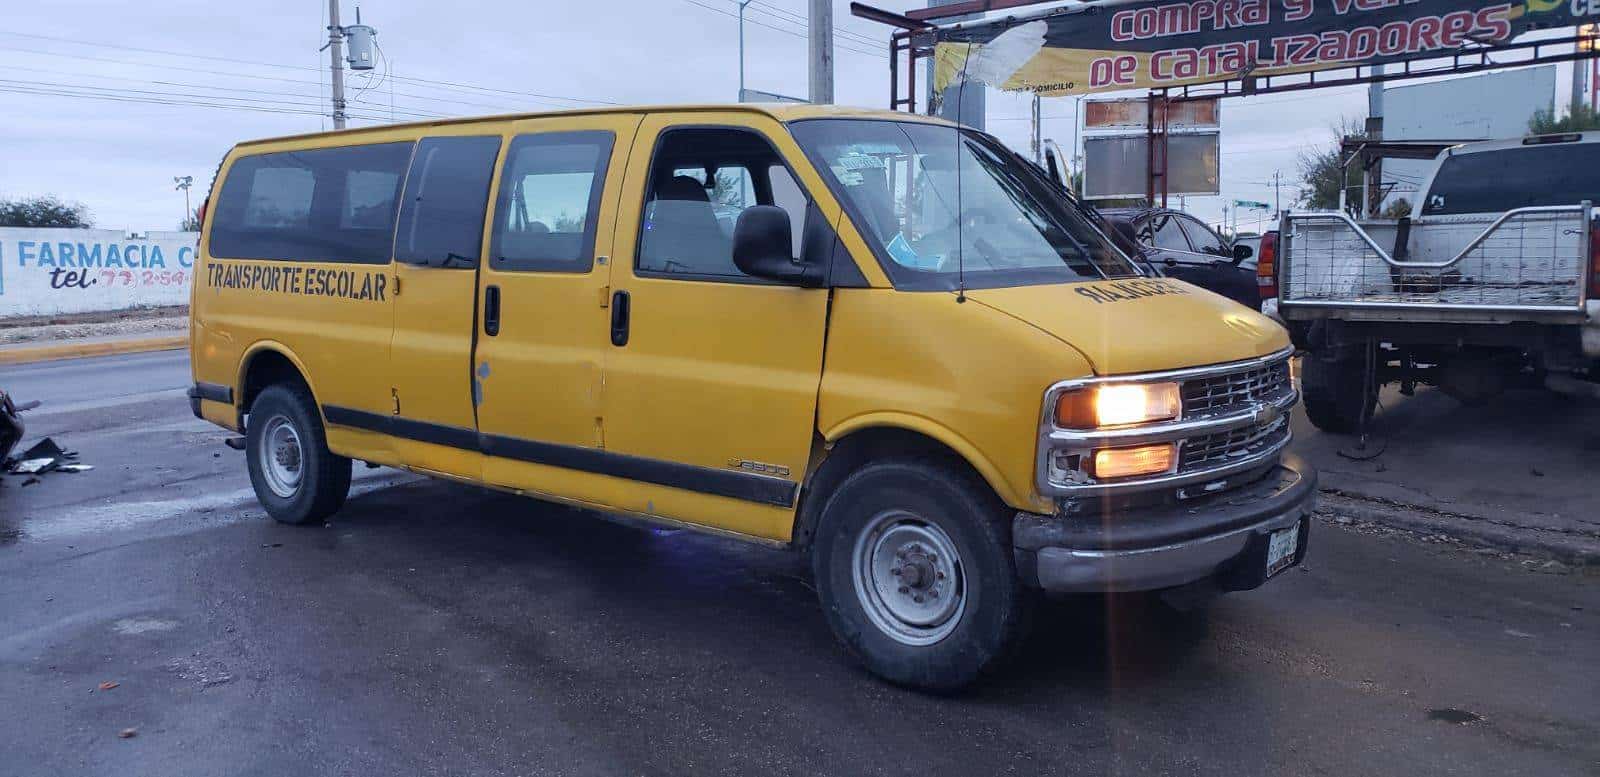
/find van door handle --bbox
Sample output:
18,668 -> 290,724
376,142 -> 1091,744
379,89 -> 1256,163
610,290 -> 630,346
483,285 -> 501,336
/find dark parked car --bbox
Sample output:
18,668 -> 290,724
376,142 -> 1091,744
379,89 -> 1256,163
1098,207 -> 1258,308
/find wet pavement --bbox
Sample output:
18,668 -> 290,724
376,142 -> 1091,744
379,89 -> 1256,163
2,352 -> 1597,776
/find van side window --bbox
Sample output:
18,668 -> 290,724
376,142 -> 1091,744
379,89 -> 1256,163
637,127 -> 804,281
394,136 -> 502,268
490,131 -> 614,272
210,142 -> 413,264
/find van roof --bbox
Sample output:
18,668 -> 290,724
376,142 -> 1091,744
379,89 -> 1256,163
235,103 -> 959,148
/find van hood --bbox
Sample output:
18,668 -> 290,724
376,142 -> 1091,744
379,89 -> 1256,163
966,277 -> 1289,376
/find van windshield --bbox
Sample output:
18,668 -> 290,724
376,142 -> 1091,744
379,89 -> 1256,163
789,119 -> 1138,290
1421,141 -> 1599,216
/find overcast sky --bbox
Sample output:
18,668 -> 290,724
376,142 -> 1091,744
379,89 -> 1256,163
0,1 -> 1584,234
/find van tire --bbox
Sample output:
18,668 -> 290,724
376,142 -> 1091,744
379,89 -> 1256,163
1301,353 -> 1375,434
811,458 -> 1031,691
245,383 -> 351,525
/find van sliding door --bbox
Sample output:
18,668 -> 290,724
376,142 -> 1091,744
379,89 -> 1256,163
386,133 -> 502,476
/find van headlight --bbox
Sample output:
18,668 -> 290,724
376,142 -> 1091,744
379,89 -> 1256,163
1054,382 -> 1181,428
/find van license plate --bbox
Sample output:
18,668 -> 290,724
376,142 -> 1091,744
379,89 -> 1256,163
1266,523 -> 1300,578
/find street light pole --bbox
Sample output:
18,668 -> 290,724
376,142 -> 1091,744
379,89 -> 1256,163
174,176 -> 193,228
738,0 -> 753,100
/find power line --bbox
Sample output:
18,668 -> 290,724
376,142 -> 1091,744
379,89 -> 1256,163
0,29 -> 615,108
680,0 -> 886,59
0,49 -> 543,116
0,84 -> 397,122
745,0 -> 887,48
0,76 -> 447,119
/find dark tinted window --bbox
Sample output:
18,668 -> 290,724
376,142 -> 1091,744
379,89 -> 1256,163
395,136 -> 501,268
637,127 -> 804,281
1180,216 -> 1228,256
211,142 -> 413,263
491,131 -> 613,272
1422,142 -> 1600,215
1149,214 -> 1191,251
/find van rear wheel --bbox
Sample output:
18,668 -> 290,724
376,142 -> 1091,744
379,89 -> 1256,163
246,383 -> 351,525
812,458 -> 1031,691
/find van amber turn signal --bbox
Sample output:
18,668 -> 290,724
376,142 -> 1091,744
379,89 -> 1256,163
1091,444 -> 1178,479
1055,382 -> 1181,428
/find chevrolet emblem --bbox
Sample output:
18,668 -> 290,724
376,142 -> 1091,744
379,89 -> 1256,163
1252,402 -> 1281,427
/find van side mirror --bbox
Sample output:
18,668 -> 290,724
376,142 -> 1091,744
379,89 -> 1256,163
732,205 -> 823,287
1232,243 -> 1254,264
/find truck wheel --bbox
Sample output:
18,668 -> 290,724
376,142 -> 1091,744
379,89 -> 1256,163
245,383 -> 352,525
1301,354 -> 1375,434
811,458 -> 1032,691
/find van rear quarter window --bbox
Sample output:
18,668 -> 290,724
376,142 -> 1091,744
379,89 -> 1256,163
210,142 -> 414,263
394,135 -> 502,268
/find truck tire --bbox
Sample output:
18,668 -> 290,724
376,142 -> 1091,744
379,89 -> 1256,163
1301,354 -> 1375,434
811,458 -> 1032,691
245,383 -> 352,525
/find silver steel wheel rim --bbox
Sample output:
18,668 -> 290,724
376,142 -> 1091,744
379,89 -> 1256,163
258,414 -> 303,499
851,509 -> 966,647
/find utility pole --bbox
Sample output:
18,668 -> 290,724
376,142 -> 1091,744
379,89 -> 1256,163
737,0 -> 753,100
808,0 -> 834,104
1272,170 -> 1282,218
327,0 -> 347,129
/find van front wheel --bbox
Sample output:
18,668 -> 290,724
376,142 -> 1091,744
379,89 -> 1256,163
245,383 -> 351,525
812,459 -> 1031,691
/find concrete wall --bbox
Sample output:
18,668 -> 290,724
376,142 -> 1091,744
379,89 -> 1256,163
0,228 -> 198,318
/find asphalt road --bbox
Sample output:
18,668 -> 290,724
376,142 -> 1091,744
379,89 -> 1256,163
2,352 -> 1596,776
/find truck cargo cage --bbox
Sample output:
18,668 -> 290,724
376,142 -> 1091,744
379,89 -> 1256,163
1277,203 -> 1593,319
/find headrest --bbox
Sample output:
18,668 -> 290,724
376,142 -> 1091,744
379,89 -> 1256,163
657,174 -> 710,203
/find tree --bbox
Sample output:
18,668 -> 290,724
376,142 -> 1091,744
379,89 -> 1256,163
0,195 -> 92,228
1296,117 -> 1366,213
1527,104 -> 1600,134
179,208 -> 201,232
1381,198 -> 1412,219
709,169 -> 747,208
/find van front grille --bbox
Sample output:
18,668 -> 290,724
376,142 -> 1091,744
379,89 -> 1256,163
1181,359 -> 1292,416
1181,414 -> 1290,471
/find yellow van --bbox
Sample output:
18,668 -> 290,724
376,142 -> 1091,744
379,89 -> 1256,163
189,104 -> 1313,689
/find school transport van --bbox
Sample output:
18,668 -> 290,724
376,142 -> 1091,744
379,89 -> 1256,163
189,104 -> 1314,690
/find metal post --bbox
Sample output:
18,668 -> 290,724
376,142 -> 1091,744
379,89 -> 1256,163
809,0 -> 834,104
738,0 -> 752,100
327,0 -> 347,129
1573,26 -> 1591,114
1029,93 -> 1041,163
1071,95 -> 1081,193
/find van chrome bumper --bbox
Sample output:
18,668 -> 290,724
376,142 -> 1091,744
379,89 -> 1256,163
1014,454 -> 1316,593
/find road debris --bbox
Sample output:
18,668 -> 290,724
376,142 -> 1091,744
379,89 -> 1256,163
4,437 -> 91,481
97,681 -> 119,691
117,728 -> 137,739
